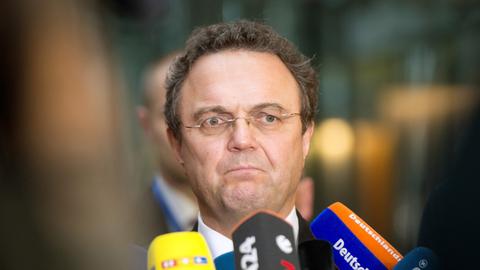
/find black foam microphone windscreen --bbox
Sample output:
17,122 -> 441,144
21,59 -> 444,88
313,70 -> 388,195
298,240 -> 337,270
233,210 -> 301,270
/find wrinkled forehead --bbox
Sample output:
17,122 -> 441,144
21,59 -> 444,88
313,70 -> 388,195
178,50 -> 301,119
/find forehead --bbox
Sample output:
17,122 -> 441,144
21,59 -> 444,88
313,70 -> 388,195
179,50 -> 301,117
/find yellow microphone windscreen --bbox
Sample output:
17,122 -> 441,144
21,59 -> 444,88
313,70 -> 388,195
147,232 -> 215,270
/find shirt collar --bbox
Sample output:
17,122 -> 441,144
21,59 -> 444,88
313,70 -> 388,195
198,208 -> 298,259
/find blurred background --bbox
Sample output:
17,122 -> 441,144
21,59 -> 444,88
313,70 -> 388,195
107,0 -> 480,252
1,0 -> 479,269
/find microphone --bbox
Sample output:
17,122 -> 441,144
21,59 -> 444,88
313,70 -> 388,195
298,240 -> 337,270
232,210 -> 301,270
147,231 -> 215,270
393,247 -> 439,270
214,252 -> 234,270
310,202 -> 403,270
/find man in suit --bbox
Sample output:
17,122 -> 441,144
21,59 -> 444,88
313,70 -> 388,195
164,20 -> 318,258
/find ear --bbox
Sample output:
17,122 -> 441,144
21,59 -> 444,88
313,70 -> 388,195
137,106 -> 153,139
302,121 -> 315,160
166,127 -> 184,165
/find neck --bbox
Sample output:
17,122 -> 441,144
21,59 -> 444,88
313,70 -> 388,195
199,201 -> 296,239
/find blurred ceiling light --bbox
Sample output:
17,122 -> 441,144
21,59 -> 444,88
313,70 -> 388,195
313,118 -> 355,163
380,85 -> 477,124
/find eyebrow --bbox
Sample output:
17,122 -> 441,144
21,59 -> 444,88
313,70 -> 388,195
191,102 -> 289,121
250,103 -> 288,112
192,106 -> 230,121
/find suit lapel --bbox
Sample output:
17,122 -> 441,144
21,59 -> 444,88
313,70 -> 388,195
296,209 -> 314,244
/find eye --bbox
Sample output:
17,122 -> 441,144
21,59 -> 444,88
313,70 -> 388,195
257,112 -> 280,125
265,114 -> 277,123
201,116 -> 227,128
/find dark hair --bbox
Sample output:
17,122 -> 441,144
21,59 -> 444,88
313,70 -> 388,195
165,20 -> 318,140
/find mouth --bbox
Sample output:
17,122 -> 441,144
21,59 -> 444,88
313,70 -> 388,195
225,165 -> 263,174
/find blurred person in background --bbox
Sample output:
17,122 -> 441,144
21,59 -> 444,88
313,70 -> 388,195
417,101 -> 480,270
164,20 -> 317,258
137,52 -> 199,244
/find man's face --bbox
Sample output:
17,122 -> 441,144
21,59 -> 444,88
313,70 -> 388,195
169,50 -> 314,221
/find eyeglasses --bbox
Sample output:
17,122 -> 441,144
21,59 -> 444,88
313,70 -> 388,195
183,111 -> 301,136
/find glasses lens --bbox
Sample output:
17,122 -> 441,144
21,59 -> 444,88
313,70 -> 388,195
252,112 -> 284,130
199,116 -> 230,135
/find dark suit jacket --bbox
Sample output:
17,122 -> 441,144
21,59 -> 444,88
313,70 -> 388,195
297,210 -> 315,244
417,105 -> 480,270
192,210 -> 314,244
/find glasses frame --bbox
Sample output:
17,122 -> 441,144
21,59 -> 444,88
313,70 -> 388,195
183,112 -> 301,135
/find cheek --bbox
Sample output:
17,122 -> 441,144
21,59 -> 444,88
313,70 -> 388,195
262,133 -> 304,168
181,138 -> 224,182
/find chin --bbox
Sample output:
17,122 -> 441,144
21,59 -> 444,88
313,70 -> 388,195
223,193 -> 273,214
221,181 -> 281,211
223,204 -> 264,221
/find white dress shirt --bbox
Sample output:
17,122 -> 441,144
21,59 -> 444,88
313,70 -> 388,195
197,208 -> 299,258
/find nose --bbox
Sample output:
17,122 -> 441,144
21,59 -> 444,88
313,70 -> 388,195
227,118 -> 258,152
